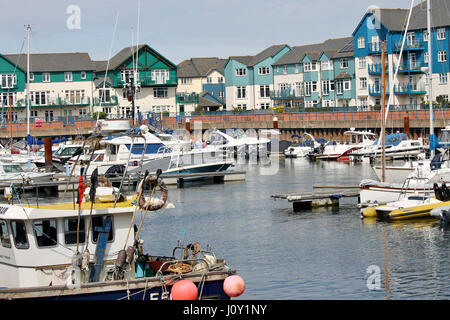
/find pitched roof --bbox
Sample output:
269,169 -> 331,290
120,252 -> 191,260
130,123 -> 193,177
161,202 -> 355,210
198,91 -> 224,108
228,44 -> 288,67
97,44 -> 177,71
409,0 -> 450,30
177,57 -> 227,78
273,37 -> 353,65
3,52 -> 94,72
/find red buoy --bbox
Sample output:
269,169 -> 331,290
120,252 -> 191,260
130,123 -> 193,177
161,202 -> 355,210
171,279 -> 198,300
223,275 -> 245,297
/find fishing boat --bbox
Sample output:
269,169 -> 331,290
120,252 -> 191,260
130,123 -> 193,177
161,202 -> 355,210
315,128 -> 376,161
0,172 -> 244,300
284,133 -> 323,158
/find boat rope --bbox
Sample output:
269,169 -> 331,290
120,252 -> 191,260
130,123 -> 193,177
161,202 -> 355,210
126,280 -> 130,300
197,270 -> 208,300
142,278 -> 149,300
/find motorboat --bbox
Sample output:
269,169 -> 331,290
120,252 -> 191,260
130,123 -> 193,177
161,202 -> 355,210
361,182 -> 450,220
349,133 -> 425,162
284,133 -> 323,158
314,128 -> 376,161
0,161 -> 54,186
0,173 -> 244,300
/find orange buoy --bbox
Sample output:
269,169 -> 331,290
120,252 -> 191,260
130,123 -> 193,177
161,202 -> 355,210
223,275 -> 245,297
171,279 -> 198,300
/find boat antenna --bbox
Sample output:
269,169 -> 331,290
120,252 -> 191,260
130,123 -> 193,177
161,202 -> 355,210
26,25 -> 31,153
427,0 -> 435,158
96,11 -> 119,126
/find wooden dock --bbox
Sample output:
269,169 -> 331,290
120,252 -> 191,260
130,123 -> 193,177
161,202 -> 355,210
271,189 -> 360,211
0,170 -> 246,195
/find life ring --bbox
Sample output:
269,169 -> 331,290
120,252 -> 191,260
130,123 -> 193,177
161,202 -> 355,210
138,175 -> 168,211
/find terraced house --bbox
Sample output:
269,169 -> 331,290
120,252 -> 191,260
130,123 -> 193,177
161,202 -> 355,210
224,44 -> 291,110
353,0 -> 450,109
0,52 -> 95,122
93,44 -> 178,117
176,57 -> 227,114
272,37 -> 356,109
0,43 -> 178,123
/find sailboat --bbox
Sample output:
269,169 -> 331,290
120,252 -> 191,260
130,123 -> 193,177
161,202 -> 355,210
359,0 -> 448,214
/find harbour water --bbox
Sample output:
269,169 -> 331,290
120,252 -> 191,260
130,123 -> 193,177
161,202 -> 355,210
11,157 -> 450,300
137,158 -> 450,300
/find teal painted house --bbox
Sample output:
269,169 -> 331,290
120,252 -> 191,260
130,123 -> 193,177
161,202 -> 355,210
224,44 -> 291,110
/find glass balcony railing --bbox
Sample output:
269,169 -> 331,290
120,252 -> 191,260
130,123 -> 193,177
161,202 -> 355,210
393,83 -> 427,95
368,63 -> 389,75
270,89 -> 304,99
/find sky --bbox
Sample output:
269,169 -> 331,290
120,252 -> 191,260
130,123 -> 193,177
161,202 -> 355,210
0,0 -> 413,65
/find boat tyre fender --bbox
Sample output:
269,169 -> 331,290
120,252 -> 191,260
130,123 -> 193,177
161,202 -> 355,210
138,175 -> 168,211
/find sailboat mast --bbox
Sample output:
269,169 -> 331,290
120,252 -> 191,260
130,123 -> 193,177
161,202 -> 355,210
26,25 -> 31,139
381,40 -> 386,182
427,0 -> 434,158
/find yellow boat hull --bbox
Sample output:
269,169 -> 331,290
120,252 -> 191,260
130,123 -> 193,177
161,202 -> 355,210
362,201 -> 450,220
361,205 -> 385,217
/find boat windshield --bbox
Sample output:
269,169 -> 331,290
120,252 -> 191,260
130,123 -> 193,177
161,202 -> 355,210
2,164 -> 23,173
54,146 -> 80,157
439,130 -> 450,145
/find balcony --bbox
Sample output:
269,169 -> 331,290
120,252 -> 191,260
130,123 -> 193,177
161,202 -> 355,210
19,96 -> 91,108
270,89 -> 304,100
393,40 -> 424,51
368,63 -> 388,75
393,83 -> 427,95
93,95 -> 119,106
368,42 -> 387,55
368,84 -> 390,96
176,93 -> 199,104
393,61 -> 426,74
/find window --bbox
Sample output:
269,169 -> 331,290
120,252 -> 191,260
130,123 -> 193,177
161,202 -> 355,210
218,91 -> 224,98
0,74 -> 17,88
236,86 -> 246,99
303,62 -> 317,72
321,61 -> 333,71
336,80 -> 343,94
79,109 -> 87,116
0,220 -> 11,248
360,97 -> 368,107
31,91 -> 49,106
64,218 -> 85,245
236,104 -> 247,110
45,110 -> 54,122
92,216 -> 114,243
218,77 -> 224,83
424,30 -> 429,42
29,73 -> 34,81
407,32 -> 416,46
151,69 -> 169,84
180,78 -> 192,84
360,77 -> 368,89
279,83 -> 288,91
340,58 -> 349,69
295,64 -> 299,73
33,219 -> 58,247
0,92 -> 16,107
283,65 -> 288,74
122,70 -> 138,83
295,82 -> 303,96
440,73 -> 448,84
260,103 -> 270,109
344,79 -> 351,91
437,28 -> 446,40
81,72 -> 87,80
31,110 -> 38,117
103,107 -> 112,114
207,77 -> 212,83
99,88 -> 111,103
312,81 -> 318,92
153,87 -> 168,98
65,90 -> 85,104
424,52 -> 429,63
358,37 -> 365,49
438,50 -> 447,62
235,68 -> 246,76
304,82 -> 312,96
11,220 -> 29,249
260,85 -> 270,98
258,67 -> 270,75
359,57 -> 367,69
322,80 -> 334,95
65,72 -> 73,82
42,72 -> 50,82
